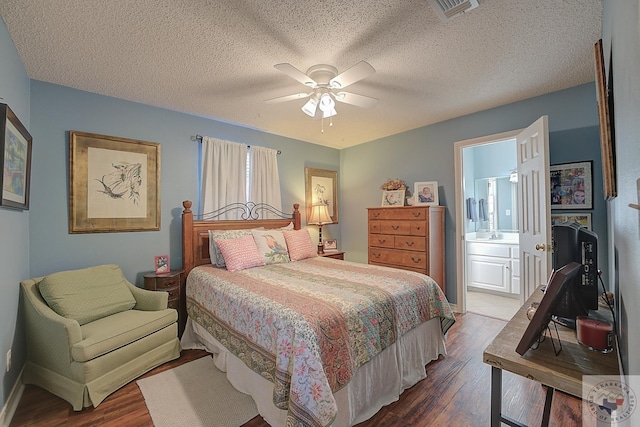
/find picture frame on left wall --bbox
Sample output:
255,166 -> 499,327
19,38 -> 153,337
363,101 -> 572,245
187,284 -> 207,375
69,131 -> 161,233
1,103 -> 32,210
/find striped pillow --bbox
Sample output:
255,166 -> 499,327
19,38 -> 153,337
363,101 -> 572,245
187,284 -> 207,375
215,235 -> 265,272
283,228 -> 318,261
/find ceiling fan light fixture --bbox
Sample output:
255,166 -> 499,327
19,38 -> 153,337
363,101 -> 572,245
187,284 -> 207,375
301,94 -> 319,117
319,93 -> 337,118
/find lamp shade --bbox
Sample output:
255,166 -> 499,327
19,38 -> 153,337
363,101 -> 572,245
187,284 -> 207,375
302,94 -> 320,117
308,204 -> 332,225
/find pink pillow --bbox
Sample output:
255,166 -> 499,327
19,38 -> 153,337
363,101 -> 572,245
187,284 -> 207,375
215,235 -> 265,272
283,228 -> 318,261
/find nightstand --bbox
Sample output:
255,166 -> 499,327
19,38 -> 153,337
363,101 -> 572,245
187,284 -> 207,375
144,269 -> 185,336
320,251 -> 345,260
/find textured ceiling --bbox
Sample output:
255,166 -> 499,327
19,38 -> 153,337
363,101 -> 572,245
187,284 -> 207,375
0,0 -> 602,149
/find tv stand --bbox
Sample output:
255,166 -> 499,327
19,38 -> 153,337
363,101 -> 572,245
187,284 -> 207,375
483,286 -> 619,426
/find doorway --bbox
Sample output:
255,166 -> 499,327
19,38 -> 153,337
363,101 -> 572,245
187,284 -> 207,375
454,132 -> 520,320
454,117 -> 551,318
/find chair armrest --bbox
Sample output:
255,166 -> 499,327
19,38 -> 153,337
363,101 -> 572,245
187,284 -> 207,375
20,279 -> 83,369
126,281 -> 168,311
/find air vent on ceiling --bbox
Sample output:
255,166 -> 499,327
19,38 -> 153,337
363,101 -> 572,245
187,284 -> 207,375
428,0 -> 479,21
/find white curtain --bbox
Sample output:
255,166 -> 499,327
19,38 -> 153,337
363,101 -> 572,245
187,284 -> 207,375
200,136 -> 247,219
249,145 -> 282,216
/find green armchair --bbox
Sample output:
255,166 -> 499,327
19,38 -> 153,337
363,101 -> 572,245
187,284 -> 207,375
21,264 -> 180,410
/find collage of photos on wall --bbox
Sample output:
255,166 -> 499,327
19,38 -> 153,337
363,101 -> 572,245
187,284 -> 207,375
550,161 -> 593,230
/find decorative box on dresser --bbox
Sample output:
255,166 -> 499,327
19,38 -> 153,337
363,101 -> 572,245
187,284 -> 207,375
368,206 -> 446,294
143,269 -> 185,336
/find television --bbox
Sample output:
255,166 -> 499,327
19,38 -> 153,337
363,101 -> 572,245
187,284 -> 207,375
516,262 -> 582,355
550,222 -> 599,324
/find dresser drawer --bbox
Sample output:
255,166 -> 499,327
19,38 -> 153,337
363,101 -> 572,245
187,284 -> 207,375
167,298 -> 180,310
380,221 -> 412,235
369,221 -> 381,234
369,247 -> 427,269
154,276 -> 180,291
394,236 -> 426,251
369,207 -> 427,221
369,234 -> 395,248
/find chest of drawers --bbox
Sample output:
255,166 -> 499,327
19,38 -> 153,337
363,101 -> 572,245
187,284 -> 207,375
368,206 -> 446,294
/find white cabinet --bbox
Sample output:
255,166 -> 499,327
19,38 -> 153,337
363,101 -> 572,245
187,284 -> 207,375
466,241 -> 519,295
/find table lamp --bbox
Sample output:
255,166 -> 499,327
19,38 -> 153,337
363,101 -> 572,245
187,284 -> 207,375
308,204 -> 333,254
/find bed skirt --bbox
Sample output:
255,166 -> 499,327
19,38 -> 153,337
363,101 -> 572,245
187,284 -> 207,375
181,317 -> 446,426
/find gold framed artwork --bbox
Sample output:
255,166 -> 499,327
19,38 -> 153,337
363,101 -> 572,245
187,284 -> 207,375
551,213 -> 592,230
1,103 -> 32,210
594,39 -> 616,200
305,167 -> 338,224
69,131 -> 161,233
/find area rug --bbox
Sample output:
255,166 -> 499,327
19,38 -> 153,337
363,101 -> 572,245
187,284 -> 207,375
137,356 -> 259,427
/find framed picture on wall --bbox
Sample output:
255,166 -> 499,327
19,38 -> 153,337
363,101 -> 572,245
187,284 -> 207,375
549,161 -> 592,209
414,181 -> 439,206
551,213 -> 592,230
305,167 -> 338,224
1,103 -> 32,210
69,131 -> 161,233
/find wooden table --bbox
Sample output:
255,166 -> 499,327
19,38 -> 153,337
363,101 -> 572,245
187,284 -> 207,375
483,287 -> 620,426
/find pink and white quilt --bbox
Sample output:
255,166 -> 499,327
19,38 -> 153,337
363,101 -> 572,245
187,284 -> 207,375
186,257 -> 455,427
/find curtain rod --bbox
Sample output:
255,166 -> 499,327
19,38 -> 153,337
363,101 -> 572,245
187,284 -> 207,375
191,135 -> 281,155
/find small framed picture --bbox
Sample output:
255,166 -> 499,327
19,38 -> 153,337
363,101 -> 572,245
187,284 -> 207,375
323,239 -> 338,252
381,190 -> 405,206
550,161 -> 592,209
414,181 -> 439,206
551,213 -> 592,230
154,255 -> 170,274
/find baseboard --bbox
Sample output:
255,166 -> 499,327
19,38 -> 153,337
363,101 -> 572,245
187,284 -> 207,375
0,367 -> 24,427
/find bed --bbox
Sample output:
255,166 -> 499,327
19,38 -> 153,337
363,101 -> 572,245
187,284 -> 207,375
179,201 -> 455,427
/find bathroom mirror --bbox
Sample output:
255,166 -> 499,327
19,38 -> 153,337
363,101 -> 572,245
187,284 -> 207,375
473,176 -> 518,232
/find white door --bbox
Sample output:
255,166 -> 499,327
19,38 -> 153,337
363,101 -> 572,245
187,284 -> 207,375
517,116 -> 551,303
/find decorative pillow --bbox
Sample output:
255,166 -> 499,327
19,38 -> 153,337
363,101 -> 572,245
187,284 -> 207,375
280,222 -> 294,230
208,229 -> 253,267
38,264 -> 136,325
215,235 -> 266,272
252,229 -> 290,264
283,228 -> 318,261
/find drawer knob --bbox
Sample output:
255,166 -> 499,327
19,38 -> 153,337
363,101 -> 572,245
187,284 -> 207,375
405,241 -> 414,246
378,239 -> 386,243
412,212 -> 422,217
391,225 -> 400,230
373,212 -> 380,218
411,257 -> 422,263
372,253 -> 381,258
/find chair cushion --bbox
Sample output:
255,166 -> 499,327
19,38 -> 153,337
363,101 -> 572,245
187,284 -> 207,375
39,264 -> 136,325
72,308 -> 178,362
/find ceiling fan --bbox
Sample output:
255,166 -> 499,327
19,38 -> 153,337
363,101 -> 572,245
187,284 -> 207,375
265,61 -> 378,121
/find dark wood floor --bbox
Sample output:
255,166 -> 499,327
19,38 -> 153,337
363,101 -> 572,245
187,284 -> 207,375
9,313 -> 582,427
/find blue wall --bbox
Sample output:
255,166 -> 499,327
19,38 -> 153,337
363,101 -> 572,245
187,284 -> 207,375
0,16 -> 30,412
28,80 -> 341,281
340,83 -> 603,304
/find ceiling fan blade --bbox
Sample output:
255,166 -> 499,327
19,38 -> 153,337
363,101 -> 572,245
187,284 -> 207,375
330,61 -> 375,89
264,92 -> 310,104
333,91 -> 378,108
274,63 -> 317,87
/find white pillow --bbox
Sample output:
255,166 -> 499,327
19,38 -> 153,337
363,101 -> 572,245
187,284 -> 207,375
252,229 -> 290,264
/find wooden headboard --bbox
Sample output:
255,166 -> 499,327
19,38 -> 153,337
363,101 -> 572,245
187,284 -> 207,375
181,200 -> 301,278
